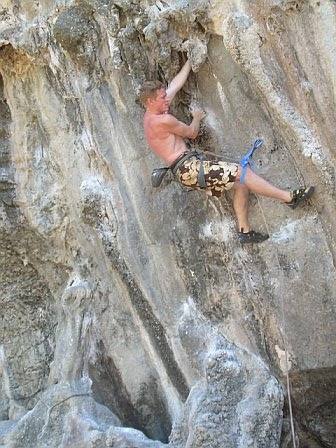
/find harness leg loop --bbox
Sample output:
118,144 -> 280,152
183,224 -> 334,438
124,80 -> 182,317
198,161 -> 207,189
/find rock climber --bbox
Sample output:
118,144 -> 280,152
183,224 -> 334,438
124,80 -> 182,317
140,60 -> 314,244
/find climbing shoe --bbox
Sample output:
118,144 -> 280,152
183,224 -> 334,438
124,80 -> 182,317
238,230 -> 269,244
286,186 -> 315,209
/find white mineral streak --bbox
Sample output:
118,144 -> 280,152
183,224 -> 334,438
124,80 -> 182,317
275,344 -> 293,375
271,219 -> 299,243
200,218 -> 235,243
216,81 -> 229,113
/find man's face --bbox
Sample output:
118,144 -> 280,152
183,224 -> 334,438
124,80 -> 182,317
149,88 -> 169,114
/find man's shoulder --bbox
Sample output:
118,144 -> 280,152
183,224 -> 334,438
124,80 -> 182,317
157,113 -> 177,125
146,113 -> 175,128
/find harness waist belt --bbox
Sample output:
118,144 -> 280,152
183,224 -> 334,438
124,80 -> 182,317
170,151 -> 198,175
151,150 -> 204,188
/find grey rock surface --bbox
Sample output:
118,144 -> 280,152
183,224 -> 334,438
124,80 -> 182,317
0,0 -> 335,447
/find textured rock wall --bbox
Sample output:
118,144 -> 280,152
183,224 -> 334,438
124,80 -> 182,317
0,1 -> 335,447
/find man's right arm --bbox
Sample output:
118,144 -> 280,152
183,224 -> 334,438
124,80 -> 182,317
160,110 -> 205,140
166,60 -> 192,104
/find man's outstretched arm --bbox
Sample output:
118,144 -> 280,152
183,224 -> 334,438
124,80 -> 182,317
166,60 -> 191,103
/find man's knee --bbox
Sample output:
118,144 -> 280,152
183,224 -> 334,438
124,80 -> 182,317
233,180 -> 250,193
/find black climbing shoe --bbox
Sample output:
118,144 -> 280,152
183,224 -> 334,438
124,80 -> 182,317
286,186 -> 315,209
238,230 -> 269,244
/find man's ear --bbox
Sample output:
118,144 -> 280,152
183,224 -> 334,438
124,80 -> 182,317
147,97 -> 154,107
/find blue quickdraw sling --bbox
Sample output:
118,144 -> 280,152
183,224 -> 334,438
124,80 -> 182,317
240,139 -> 263,183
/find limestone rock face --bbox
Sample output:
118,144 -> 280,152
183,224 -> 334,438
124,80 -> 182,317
0,1 -> 335,447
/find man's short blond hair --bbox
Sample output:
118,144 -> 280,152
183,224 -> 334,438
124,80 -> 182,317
139,80 -> 164,106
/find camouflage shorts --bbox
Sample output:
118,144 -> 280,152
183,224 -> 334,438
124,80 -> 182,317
175,155 -> 239,197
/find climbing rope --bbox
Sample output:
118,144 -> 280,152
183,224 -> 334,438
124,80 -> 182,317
265,139 -> 323,448
232,137 -> 298,446
256,199 -> 297,448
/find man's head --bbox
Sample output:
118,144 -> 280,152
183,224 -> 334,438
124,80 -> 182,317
139,81 -> 169,114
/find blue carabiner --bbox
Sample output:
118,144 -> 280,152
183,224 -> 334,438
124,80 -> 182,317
240,139 -> 263,183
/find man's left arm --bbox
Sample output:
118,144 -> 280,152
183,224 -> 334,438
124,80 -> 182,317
166,60 -> 192,103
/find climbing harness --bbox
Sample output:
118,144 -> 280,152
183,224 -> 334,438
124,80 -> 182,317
151,139 -> 264,189
151,150 -> 207,188
197,156 -> 207,189
151,151 -> 195,187
240,139 -> 264,183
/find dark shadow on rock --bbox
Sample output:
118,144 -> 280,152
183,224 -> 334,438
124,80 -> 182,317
290,366 -> 336,448
89,341 -> 171,443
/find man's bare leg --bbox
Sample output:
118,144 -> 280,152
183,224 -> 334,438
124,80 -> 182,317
231,167 -> 313,243
232,167 -> 292,243
233,183 -> 251,233
239,167 -> 291,203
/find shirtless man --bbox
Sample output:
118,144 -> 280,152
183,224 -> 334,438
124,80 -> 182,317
140,60 -> 314,244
